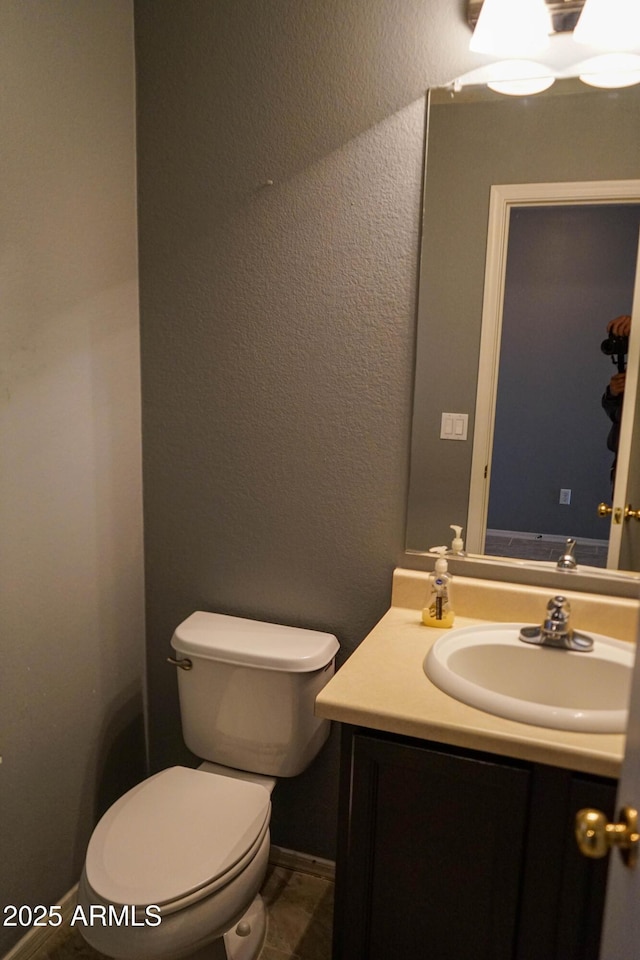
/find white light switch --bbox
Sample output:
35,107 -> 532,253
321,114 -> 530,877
440,412 -> 468,441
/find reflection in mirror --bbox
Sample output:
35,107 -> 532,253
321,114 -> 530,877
406,78 -> 640,575
468,189 -> 640,570
487,205 -> 637,567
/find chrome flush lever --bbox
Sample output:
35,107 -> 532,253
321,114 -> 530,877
167,656 -> 192,670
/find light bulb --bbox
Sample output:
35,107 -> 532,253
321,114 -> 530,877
574,0 -> 640,51
484,60 -> 555,96
470,0 -> 552,58
578,53 -> 640,88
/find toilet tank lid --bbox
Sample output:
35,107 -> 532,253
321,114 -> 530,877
171,612 -> 339,672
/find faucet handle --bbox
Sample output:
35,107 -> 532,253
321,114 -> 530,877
557,538 -> 577,570
520,595 -> 593,651
544,595 -> 571,634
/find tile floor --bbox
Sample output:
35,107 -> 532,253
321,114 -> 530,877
40,867 -> 333,960
484,533 -> 608,567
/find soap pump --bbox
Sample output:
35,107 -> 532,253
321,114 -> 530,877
422,546 -> 455,628
450,525 -> 465,556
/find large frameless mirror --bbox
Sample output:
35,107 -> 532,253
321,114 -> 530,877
405,78 -> 640,578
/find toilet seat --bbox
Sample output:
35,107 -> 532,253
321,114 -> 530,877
85,766 -> 271,913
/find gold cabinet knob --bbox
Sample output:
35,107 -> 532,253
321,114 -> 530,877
597,502 -> 613,517
575,806 -> 639,868
625,504 -> 640,521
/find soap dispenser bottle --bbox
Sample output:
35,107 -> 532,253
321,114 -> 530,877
450,525 -> 465,556
422,547 -> 455,628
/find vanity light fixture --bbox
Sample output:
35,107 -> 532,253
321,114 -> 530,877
485,60 -> 555,95
577,53 -> 640,89
467,1 -> 586,37
573,0 -> 640,52
573,0 -> 640,87
466,0 -> 640,92
469,0 -> 552,58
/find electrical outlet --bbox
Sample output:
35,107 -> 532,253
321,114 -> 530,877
559,488 -> 571,505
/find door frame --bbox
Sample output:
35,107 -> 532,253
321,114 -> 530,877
467,179 -> 640,562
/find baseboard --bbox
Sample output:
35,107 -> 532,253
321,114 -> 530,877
2,886 -> 77,960
486,528 -> 608,547
269,844 -> 335,881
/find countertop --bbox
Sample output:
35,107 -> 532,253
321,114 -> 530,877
315,570 -> 640,778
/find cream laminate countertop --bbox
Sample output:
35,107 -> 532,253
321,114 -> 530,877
315,571 -> 640,779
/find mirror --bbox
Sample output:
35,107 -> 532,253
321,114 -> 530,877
406,78 -> 640,576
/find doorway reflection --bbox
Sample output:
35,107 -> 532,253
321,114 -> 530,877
484,203 -> 640,568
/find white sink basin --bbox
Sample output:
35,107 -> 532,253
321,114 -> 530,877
424,623 -> 634,733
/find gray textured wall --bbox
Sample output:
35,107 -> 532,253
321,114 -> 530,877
0,3 -> 143,955
407,84 -> 640,553
134,0 -> 474,858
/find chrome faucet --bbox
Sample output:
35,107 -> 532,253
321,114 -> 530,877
557,538 -> 577,570
519,596 -> 594,651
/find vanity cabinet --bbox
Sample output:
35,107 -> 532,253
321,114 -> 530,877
333,726 -> 616,960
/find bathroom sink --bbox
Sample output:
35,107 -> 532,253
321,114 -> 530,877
424,623 -> 634,733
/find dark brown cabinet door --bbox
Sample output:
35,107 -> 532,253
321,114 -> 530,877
335,730 -> 530,960
334,727 -> 616,960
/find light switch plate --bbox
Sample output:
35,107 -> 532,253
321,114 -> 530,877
440,412 -> 469,441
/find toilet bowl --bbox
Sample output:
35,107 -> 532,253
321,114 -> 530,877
78,766 -> 273,960
79,612 -> 339,960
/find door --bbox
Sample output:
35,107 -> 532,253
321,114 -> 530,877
598,617 -> 640,958
336,732 -> 531,960
608,231 -> 640,571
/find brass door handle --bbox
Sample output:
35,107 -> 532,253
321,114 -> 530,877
597,503 -> 640,522
575,806 -> 639,867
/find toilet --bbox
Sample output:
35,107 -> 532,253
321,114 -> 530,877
78,611 -> 339,960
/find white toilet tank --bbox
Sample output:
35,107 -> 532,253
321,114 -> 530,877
170,612 -> 340,777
